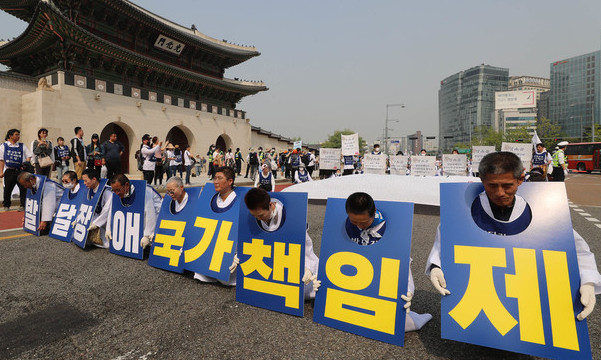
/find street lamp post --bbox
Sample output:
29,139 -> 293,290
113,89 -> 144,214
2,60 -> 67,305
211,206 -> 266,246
385,103 -> 405,155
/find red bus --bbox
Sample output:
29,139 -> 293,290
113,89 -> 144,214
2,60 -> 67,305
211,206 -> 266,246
565,142 -> 601,173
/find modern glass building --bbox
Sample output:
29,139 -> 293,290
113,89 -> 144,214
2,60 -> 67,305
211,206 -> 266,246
439,64 -> 509,151
549,51 -> 600,140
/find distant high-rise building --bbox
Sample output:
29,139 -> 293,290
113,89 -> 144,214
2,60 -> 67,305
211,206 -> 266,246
549,51 -> 600,139
538,91 -> 550,121
508,76 -> 550,101
439,64 -> 509,151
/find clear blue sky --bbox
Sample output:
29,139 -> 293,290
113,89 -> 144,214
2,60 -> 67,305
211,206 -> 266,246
1,1 -> 600,144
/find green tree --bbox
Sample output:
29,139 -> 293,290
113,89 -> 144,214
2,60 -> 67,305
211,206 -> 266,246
535,117 -> 562,148
320,129 -> 367,154
504,125 -> 531,143
583,124 -> 601,142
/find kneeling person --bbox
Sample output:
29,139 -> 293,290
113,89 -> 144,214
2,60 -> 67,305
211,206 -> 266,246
81,169 -> 113,248
244,187 -> 320,299
18,171 -> 63,232
346,192 -> 432,332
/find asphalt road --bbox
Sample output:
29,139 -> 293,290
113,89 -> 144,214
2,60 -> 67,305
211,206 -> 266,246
1,177 -> 601,359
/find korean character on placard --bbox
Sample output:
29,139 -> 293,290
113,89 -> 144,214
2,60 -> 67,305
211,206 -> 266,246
24,198 -> 38,231
73,204 -> 94,243
51,203 -> 77,238
240,238 -> 302,310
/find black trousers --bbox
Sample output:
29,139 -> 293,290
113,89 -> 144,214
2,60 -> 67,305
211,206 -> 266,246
105,159 -> 121,180
307,165 -> 315,177
154,164 -> 164,185
143,170 -> 154,184
236,160 -> 242,175
3,168 -> 26,208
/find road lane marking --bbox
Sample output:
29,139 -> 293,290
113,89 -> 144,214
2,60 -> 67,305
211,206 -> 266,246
586,218 -> 600,222
0,232 -> 32,241
574,209 -> 584,212
580,213 -> 592,217
569,204 -> 578,208
596,224 -> 601,229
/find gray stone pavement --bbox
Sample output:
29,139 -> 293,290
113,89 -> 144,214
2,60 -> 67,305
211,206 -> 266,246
2,202 -> 600,359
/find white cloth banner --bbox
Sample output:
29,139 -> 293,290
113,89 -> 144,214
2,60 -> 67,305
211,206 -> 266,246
363,154 -> 387,175
442,154 -> 467,176
389,155 -> 409,175
319,148 -> 341,170
293,140 -> 302,150
341,133 -> 359,156
472,146 -> 496,172
501,142 -> 532,170
411,156 -> 436,176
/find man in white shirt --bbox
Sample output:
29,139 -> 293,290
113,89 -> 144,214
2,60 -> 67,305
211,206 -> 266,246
18,171 -> 63,232
140,134 -> 161,185
105,174 -> 162,249
81,168 -> 113,248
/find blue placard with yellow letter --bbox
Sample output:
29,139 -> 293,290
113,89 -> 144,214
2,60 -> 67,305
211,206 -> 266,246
182,183 -> 249,281
109,180 -> 147,260
313,198 -> 413,346
49,180 -> 85,242
440,182 -> 591,359
149,187 -> 203,273
71,179 -> 109,248
23,175 -> 47,236
236,192 -> 307,317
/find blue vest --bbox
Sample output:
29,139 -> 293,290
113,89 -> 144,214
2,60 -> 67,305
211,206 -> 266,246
4,143 -> 23,168
470,195 -> 532,236
344,210 -> 386,245
531,151 -> 547,166
210,187 -> 238,213
343,155 -> 354,166
297,170 -> 309,182
175,153 -> 182,163
55,145 -> 70,160
259,171 -> 272,186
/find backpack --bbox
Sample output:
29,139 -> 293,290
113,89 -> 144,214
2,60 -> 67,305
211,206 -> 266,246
135,149 -> 143,171
302,153 -> 310,166
249,152 -> 259,165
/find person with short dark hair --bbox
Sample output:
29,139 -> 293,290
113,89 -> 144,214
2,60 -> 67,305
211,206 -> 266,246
244,187 -> 320,299
234,147 -> 244,175
0,129 -> 33,211
18,171 -> 64,232
86,133 -> 104,173
71,126 -> 86,179
344,191 -> 431,331
61,170 -> 79,193
183,145 -> 194,185
102,132 -> 125,180
194,166 -> 239,286
53,137 -> 70,181
81,168 -> 112,248
140,134 -> 161,185
426,151 -> 601,321
105,173 -> 162,249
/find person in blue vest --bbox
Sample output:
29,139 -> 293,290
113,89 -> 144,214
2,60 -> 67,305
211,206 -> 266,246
17,171 -> 64,233
53,137 -> 71,181
426,151 -> 601,321
530,142 -> 552,179
0,129 -> 33,211
194,166 -> 240,286
165,176 -> 189,214
82,169 -> 113,248
105,173 -> 162,249
61,170 -> 80,195
255,164 -> 275,192
344,192 -> 432,331
371,144 -> 382,155
294,163 -> 313,184
244,187 -> 320,299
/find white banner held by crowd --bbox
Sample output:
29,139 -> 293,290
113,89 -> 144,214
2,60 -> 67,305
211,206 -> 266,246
471,146 -> 496,172
411,156 -> 436,176
293,140 -> 302,150
442,154 -> 467,176
341,133 -> 359,156
319,148 -> 341,170
389,155 -> 408,175
363,154 -> 386,175
501,142 -> 532,170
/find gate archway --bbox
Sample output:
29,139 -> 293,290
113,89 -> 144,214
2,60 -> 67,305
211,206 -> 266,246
100,123 -> 130,173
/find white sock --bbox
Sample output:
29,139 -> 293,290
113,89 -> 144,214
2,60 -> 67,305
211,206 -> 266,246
404,311 -> 432,332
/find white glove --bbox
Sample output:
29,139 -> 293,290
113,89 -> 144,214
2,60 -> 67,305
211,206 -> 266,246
430,267 -> 451,296
302,268 -> 314,285
564,168 -> 569,176
400,291 -> 413,313
88,223 -> 98,231
105,230 -> 112,241
577,282 -> 596,321
312,275 -> 321,293
140,236 -> 151,249
229,254 -> 239,273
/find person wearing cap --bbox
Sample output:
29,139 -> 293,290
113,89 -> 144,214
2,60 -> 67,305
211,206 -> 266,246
140,134 -> 161,185
288,149 -> 301,181
255,163 -> 275,192
246,147 -> 259,181
164,143 -> 175,179
552,141 -> 568,181
294,163 -> 313,184
426,151 -> 601,322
